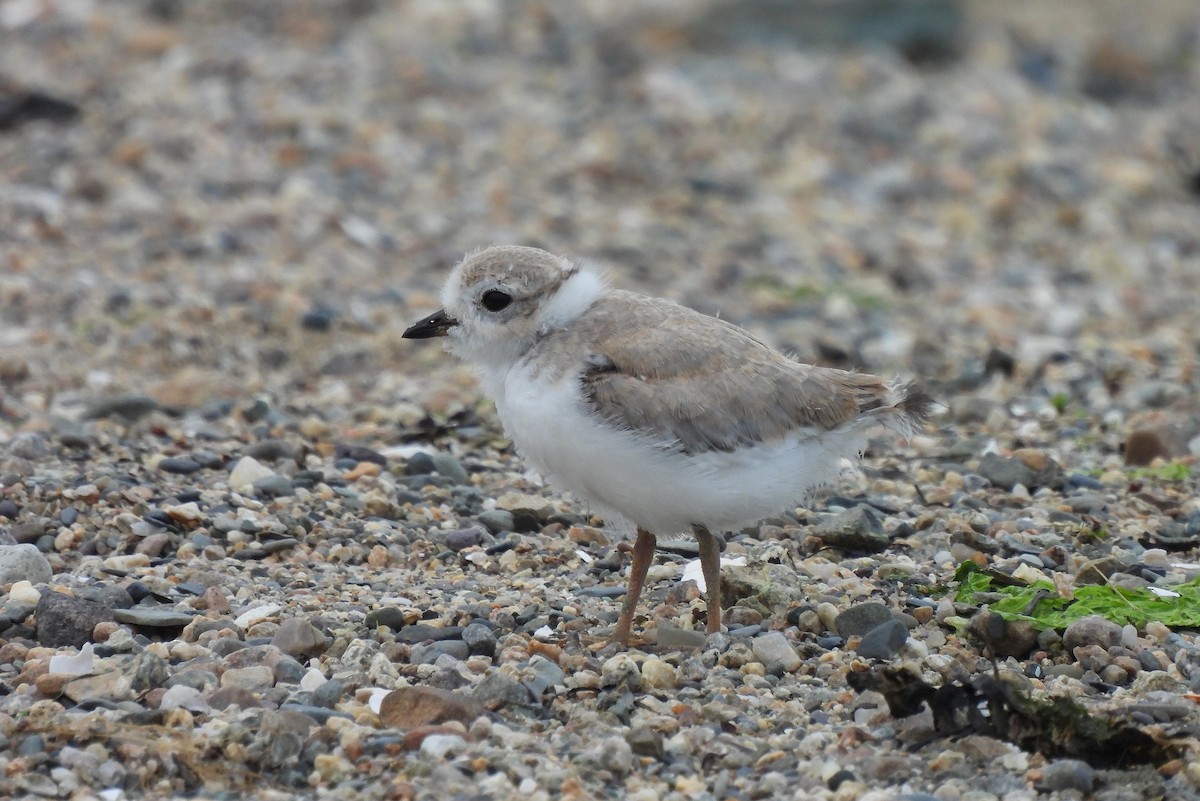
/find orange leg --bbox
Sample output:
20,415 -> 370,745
693,524 -> 722,635
612,527 -> 656,646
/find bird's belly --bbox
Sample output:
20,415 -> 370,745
496,368 -> 866,534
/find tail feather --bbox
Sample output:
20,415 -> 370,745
879,380 -> 934,439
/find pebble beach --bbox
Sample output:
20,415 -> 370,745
2,1 -> 1200,799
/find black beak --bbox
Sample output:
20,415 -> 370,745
403,308 -> 459,339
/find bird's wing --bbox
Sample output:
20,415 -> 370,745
565,292 -> 894,454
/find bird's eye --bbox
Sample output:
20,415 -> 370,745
481,290 -> 512,312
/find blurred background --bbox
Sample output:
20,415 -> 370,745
1,0 -> 1198,439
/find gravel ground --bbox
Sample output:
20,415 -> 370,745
2,1 -> 1200,799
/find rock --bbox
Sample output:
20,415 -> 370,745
394,623 -> 464,644
378,686 -> 482,729
113,607 -> 196,629
411,641 -> 470,664
126,651 -> 171,692
405,451 -> 436,475
976,453 -> 1036,490
228,456 -> 276,489
640,657 -> 677,689
1039,759 -> 1095,794
814,505 -> 887,552
271,618 -> 328,658
626,724 -> 664,759
967,611 -> 1038,658
220,666 -> 274,691
244,439 -> 295,462
419,733 -> 467,760
580,736 -> 633,775
655,625 -> 708,650
431,453 -> 469,484
159,684 -> 209,712
472,671 -> 532,709
477,510 -> 515,534
522,656 -> 566,698
1063,615 -> 1123,652
364,607 -> 407,630
82,395 -> 160,422
158,457 -> 202,474
600,653 -> 642,690
461,622 -> 497,657
855,620 -> 909,660
495,493 -> 554,531
444,527 -> 483,552
6,431 -> 51,459
0,543 -> 52,585
253,474 -> 294,497
751,631 -> 803,673
35,592 -> 114,648
834,603 -> 893,638
63,671 -> 134,703
310,679 -> 345,709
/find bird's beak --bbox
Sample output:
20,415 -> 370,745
403,308 -> 459,339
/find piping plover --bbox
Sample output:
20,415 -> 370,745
404,246 -> 930,645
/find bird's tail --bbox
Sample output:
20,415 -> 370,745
878,380 -> 935,439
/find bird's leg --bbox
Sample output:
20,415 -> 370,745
612,527 -> 656,646
692,524 -> 722,635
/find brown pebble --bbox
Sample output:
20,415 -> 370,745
92,621 -> 120,641
1124,429 -> 1169,466
202,586 -> 231,614
528,639 -> 563,663
378,686 -> 482,729
368,544 -> 390,567
344,462 -> 382,481
1011,448 -> 1049,472
35,672 -> 71,698
911,606 -> 934,625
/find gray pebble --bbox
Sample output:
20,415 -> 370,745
158,457 -> 202,474
523,655 -> 565,698
1063,615 -> 1123,652
444,527 -> 483,552
405,452 -> 435,475
113,607 -> 197,628
431,453 -> 470,484
975,452 -> 1036,491
1039,759 -> 1095,794
0,499 -> 19,519
364,607 -> 407,630
0,543 -> 52,585
835,602 -> 893,637
252,474 -> 294,497
245,439 -> 295,462
36,592 -> 114,648
412,640 -> 470,663
271,618 -> 328,658
751,631 -> 802,673
462,621 -> 497,657
472,671 -> 532,708
655,625 -> 708,650
814,505 -> 887,553
310,679 -> 345,709
477,510 -> 515,534
6,431 -> 50,460
395,623 -> 465,644
126,651 -> 171,692
855,619 -> 909,660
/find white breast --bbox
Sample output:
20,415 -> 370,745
493,360 -> 868,535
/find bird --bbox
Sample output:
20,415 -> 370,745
404,245 -> 930,646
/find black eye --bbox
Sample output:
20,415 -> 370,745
481,290 -> 512,312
